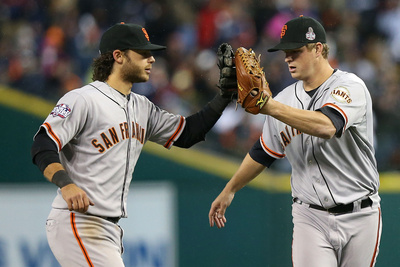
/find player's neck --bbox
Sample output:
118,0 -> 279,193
303,63 -> 334,91
105,77 -> 132,96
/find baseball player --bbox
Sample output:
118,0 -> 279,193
31,23 -> 235,266
209,16 -> 382,267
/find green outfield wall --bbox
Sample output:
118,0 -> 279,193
1,86 -> 399,267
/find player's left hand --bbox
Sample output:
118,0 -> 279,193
235,47 -> 272,114
208,191 -> 234,228
217,43 -> 238,99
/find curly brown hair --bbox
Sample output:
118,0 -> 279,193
91,52 -> 115,82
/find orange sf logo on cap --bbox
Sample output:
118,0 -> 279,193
142,28 -> 150,41
280,25 -> 287,39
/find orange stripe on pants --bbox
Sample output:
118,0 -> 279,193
70,213 -> 95,267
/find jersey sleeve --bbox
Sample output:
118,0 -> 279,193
146,103 -> 186,149
249,139 -> 276,167
320,74 -> 369,136
318,106 -> 345,137
35,91 -> 89,151
260,116 -> 286,159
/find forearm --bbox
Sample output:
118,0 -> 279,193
209,151 -> 265,229
43,163 -> 65,182
32,132 -> 91,210
174,94 -> 230,148
223,153 -> 266,194
261,98 -> 336,139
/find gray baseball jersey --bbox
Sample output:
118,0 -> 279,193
260,69 -> 380,207
36,81 -> 185,218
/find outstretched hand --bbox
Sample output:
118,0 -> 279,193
208,191 -> 235,228
61,184 -> 94,213
217,43 -> 238,99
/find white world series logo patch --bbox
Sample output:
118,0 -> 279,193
50,103 -> 72,118
306,27 -> 316,40
331,87 -> 352,103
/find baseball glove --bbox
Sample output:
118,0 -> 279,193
217,43 -> 237,99
235,47 -> 272,114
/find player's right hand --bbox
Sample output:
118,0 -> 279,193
61,184 -> 94,213
208,191 -> 234,228
217,43 -> 238,99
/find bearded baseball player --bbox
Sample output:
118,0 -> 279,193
209,16 -> 382,267
31,23 -> 236,266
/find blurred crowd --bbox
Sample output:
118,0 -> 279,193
1,0 -> 400,171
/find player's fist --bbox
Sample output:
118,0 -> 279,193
61,184 -> 94,213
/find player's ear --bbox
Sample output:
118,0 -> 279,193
112,50 -> 124,63
315,42 -> 324,57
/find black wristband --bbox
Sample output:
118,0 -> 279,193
52,170 -> 74,188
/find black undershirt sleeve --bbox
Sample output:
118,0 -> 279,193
174,94 -> 231,148
31,128 -> 60,173
249,139 -> 276,168
317,106 -> 345,137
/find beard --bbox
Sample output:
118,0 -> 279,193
121,56 -> 149,84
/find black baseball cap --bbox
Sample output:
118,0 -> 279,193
268,16 -> 326,52
99,22 -> 166,54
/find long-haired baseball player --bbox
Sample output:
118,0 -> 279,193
209,16 -> 382,267
31,23 -> 236,266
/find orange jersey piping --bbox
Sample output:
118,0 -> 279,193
321,103 -> 348,129
260,135 -> 285,159
164,116 -> 185,148
43,122 -> 62,151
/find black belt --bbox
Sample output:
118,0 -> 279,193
87,213 -> 120,224
104,216 -> 120,224
294,197 -> 373,214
